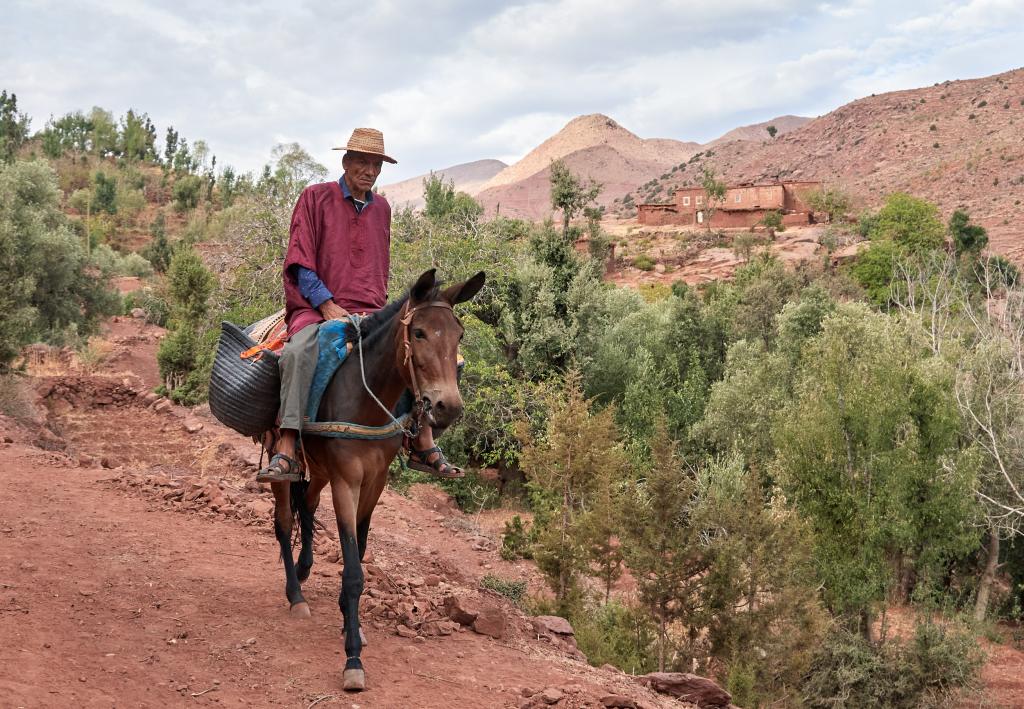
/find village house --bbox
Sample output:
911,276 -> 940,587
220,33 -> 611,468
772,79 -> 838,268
637,180 -> 822,228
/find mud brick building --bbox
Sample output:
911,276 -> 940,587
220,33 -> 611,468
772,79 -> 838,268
638,180 -> 822,228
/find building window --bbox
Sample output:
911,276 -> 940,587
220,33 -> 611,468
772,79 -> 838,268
734,193 -> 742,203
696,195 -> 703,205
683,196 -> 690,206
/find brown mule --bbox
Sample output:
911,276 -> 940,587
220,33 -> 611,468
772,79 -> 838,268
268,269 -> 485,691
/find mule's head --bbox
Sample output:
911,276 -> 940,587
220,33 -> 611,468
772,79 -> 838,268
398,268 -> 486,430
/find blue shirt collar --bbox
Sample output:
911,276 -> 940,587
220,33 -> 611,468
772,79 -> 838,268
339,176 -> 374,204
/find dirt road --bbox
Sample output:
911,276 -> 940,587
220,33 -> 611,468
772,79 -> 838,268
0,441 -> 653,708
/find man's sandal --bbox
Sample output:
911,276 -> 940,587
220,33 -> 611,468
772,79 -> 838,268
406,446 -> 465,479
256,452 -> 303,483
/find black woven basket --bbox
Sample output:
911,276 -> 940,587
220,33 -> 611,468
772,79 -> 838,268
208,321 -> 280,436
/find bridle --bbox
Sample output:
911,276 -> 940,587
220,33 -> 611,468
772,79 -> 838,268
398,300 -> 457,402
354,299 -> 460,437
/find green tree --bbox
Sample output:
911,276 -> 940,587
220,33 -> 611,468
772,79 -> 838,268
423,173 -> 484,225
40,111 -> 92,159
766,124 -> 778,139
0,160 -> 119,366
621,422 -> 705,671
142,212 -> 172,273
172,174 -> 204,211
0,91 -> 31,163
870,192 -> 945,253
88,107 -> 118,157
851,238 -> 903,306
157,246 -> 215,401
164,126 -> 179,165
119,109 -> 154,161
700,167 -> 727,226
758,209 -> 784,238
550,159 -> 600,240
806,186 -> 852,223
774,304 -> 978,638
92,171 -> 118,215
948,209 -> 988,257
519,371 -> 627,613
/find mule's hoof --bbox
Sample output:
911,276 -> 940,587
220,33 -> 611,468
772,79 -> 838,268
289,602 -> 311,618
342,668 -> 365,691
342,627 -> 368,646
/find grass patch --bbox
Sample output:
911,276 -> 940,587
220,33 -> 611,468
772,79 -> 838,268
481,574 -> 527,604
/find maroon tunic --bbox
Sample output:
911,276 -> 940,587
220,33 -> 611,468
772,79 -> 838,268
283,181 -> 391,335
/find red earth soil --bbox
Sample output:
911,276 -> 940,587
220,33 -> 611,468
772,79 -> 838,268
0,318 -> 688,709
2,315 -> 1022,707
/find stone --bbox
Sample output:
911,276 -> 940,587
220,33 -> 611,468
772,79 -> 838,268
153,399 -> 172,413
423,574 -> 441,587
100,456 -> 118,469
521,687 -> 538,697
395,625 -> 417,639
638,673 -> 731,708
246,499 -> 274,518
130,308 -> 147,319
532,615 -> 574,637
471,605 -> 506,639
77,454 -> 95,468
142,392 -> 159,405
539,687 -> 564,704
443,595 -> 479,625
600,695 -> 637,708
182,418 -> 204,434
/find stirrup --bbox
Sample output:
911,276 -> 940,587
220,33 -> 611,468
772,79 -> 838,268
256,452 -> 303,483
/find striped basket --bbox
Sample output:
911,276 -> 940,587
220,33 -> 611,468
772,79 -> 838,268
208,321 -> 281,436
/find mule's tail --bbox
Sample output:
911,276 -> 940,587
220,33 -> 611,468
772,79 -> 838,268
290,478 -> 312,546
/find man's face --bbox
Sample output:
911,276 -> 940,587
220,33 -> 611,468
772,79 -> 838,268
343,152 -> 384,195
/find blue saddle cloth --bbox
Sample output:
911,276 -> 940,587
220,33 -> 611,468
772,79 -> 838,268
304,318 -> 414,425
305,320 -> 354,422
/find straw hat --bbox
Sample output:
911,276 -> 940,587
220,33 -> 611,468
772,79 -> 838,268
332,127 -> 397,164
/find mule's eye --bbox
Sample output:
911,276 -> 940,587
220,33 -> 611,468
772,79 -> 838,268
413,328 -> 427,340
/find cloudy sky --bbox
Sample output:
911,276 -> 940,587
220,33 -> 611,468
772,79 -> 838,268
5,0 -> 1023,182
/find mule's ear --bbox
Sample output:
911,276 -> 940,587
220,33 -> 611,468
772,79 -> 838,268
410,268 -> 438,303
442,271 -> 486,306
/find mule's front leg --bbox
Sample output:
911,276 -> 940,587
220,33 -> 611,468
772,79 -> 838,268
339,528 -> 365,690
271,482 -> 309,618
332,482 -> 366,691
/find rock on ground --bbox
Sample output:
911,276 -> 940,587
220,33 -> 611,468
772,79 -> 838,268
639,672 -> 731,708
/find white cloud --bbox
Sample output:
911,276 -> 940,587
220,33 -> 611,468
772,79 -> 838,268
3,0 -> 1023,182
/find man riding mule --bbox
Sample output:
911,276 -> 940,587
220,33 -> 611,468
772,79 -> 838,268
257,128 -> 464,483
248,127 -> 485,691
267,267 -> 483,691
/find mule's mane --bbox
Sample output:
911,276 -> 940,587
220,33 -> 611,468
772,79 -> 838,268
346,284 -> 442,347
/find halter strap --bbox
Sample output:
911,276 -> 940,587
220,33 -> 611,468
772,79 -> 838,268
398,301 -> 455,402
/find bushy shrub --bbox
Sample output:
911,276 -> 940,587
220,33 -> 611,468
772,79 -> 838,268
501,515 -> 534,560
481,574 -> 527,604
122,289 -> 170,326
571,601 -> 658,674
801,621 -> 983,708
172,174 -> 204,211
437,469 -> 501,513
632,254 -> 655,271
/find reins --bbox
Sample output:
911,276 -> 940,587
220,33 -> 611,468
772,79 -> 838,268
302,299 -> 455,441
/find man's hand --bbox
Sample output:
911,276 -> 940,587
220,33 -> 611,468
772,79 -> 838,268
318,299 -> 350,321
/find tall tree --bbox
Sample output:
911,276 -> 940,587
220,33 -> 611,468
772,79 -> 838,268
621,422 -> 706,671
774,304 -> 978,638
519,370 -> 627,613
0,90 -> 30,163
550,159 -> 600,240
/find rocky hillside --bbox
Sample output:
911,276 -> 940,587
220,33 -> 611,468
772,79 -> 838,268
625,68 -> 1024,260
475,114 -> 701,220
702,115 -> 809,148
380,158 -> 508,210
